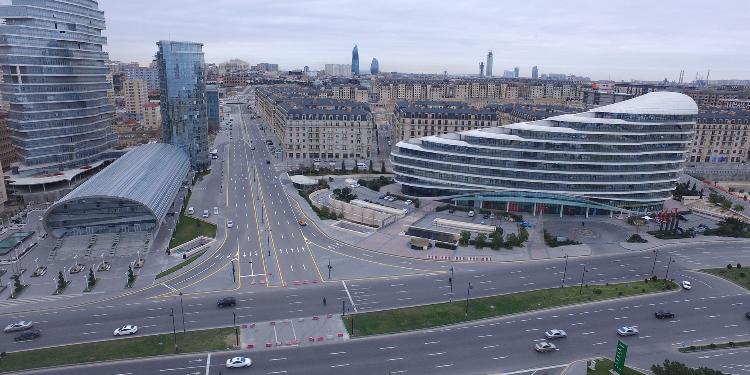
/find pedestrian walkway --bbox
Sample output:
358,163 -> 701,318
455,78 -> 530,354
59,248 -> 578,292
239,315 -> 348,351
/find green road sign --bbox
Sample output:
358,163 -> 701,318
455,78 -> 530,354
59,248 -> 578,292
613,340 -> 629,375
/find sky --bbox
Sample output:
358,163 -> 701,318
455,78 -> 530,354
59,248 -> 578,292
92,0 -> 750,81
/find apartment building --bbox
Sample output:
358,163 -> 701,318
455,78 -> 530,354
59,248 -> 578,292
393,101 -> 500,142
256,86 -> 373,160
319,85 -> 369,102
689,110 -> 750,164
143,102 -> 162,131
123,79 -> 148,119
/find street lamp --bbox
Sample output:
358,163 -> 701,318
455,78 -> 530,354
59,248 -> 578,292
664,256 -> 675,280
327,259 -> 333,280
561,254 -> 568,288
650,250 -> 658,277
579,266 -> 589,295
449,266 -> 454,303
169,308 -> 178,352
233,312 -> 239,346
179,292 -> 186,333
464,282 -> 473,318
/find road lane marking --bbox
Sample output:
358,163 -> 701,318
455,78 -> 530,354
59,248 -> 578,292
342,281 -> 357,312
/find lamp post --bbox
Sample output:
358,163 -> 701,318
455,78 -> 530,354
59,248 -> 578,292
267,230 -> 271,257
179,292 -> 186,333
233,312 -> 239,346
650,250 -> 658,277
169,308 -> 178,351
665,256 -> 675,280
464,282 -> 473,318
561,254 -> 568,288
449,266 -> 454,303
327,259 -> 333,280
579,266 -> 588,295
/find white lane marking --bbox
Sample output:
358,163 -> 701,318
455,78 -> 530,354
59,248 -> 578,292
205,353 -> 211,375
342,281 -> 357,312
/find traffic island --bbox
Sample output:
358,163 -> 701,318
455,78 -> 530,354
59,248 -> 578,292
702,264 -> 749,290
343,279 -> 676,337
0,327 -> 236,373
586,358 -> 646,375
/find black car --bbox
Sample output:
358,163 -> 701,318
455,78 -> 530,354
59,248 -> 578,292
217,297 -> 237,308
655,310 -> 675,319
745,311 -> 750,319
14,329 -> 41,342
266,160 -> 270,164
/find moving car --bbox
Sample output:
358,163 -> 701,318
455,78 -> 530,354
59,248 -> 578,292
655,310 -> 675,319
681,281 -> 692,290
544,329 -> 567,339
14,329 -> 41,342
266,160 -> 270,164
534,341 -> 557,352
114,325 -> 138,336
226,357 -> 252,368
468,210 -> 475,217
217,297 -> 237,308
745,311 -> 750,319
227,220 -> 234,228
617,326 -> 639,336
350,183 -> 361,188
298,218 -> 307,226
405,200 -> 413,205
4,321 -> 33,333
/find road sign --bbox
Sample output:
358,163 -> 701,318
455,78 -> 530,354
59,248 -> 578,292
613,340 -> 628,375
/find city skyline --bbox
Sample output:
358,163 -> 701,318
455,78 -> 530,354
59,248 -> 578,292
88,0 -> 750,81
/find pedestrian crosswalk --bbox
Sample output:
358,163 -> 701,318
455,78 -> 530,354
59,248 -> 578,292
0,292 -> 104,310
279,247 -> 304,254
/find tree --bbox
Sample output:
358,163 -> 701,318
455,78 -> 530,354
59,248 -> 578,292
369,160 -> 373,173
651,360 -> 725,375
491,231 -> 504,249
734,204 -> 745,212
518,227 -> 529,242
505,233 -> 518,249
459,231 -> 471,247
87,267 -> 96,289
11,274 -> 22,294
381,162 -> 386,174
475,234 -> 487,249
127,266 -> 135,287
340,159 -> 346,172
57,271 -> 67,291
721,201 -> 732,211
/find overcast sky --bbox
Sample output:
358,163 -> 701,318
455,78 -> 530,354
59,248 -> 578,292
94,0 -> 748,81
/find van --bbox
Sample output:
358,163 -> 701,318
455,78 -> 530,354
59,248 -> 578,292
187,207 -> 194,215
356,162 -> 367,169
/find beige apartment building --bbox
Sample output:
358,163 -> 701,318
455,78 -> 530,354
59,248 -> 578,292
143,101 -> 162,130
393,101 -> 501,142
689,111 -> 750,164
256,86 -> 373,160
123,79 -> 148,117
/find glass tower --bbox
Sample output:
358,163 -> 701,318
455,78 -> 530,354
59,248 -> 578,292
351,45 -> 359,76
156,41 -> 209,170
0,0 -> 117,176
370,58 -> 379,75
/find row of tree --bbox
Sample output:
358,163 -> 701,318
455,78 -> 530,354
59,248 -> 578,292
459,227 -> 529,250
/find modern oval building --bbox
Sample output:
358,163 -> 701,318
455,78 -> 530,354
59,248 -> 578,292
391,92 -> 698,215
43,144 -> 190,237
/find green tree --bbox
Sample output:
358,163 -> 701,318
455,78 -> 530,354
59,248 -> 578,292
127,266 -> 136,287
87,267 -> 96,289
721,201 -> 732,210
381,162 -> 386,174
340,159 -> 346,172
734,204 -> 745,212
475,233 -> 487,249
11,274 -> 22,294
491,231 -> 504,249
518,227 -> 529,242
56,270 -> 67,291
459,231 -> 471,247
505,233 -> 519,249
651,360 -> 725,375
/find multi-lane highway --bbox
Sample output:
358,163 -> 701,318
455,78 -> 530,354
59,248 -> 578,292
2,88 -> 750,374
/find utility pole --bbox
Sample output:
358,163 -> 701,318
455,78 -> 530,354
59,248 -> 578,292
579,266 -> 588,294
665,256 -> 674,280
561,254 -> 568,288
449,266 -> 454,303
464,282 -> 473,318
233,312 -> 239,346
327,259 -> 333,280
342,300 -> 346,316
170,308 -> 178,352
179,292 -> 186,333
650,250 -> 658,277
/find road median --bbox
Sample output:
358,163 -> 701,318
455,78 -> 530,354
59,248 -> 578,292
343,279 -> 676,337
0,327 -> 236,373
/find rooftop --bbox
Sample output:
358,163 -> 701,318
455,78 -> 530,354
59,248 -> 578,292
590,91 -> 699,116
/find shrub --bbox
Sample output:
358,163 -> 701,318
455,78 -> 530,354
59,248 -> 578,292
740,273 -> 746,278
593,289 -> 602,295
626,233 -> 648,243
709,343 -> 717,349
459,231 -> 471,247
475,234 -> 487,249
738,263 -> 742,269
651,275 -> 658,282
618,291 -> 623,296
728,264 -> 734,269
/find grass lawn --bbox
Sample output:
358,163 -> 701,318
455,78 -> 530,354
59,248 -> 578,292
0,327 -> 236,373
156,249 -> 207,279
588,358 -> 646,375
344,279 -> 676,337
703,267 -> 750,290
168,215 -> 217,249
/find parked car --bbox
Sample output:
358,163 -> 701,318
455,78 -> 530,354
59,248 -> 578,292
655,310 -> 675,319
187,207 -> 194,215
351,184 -> 361,188
520,220 -> 533,228
617,326 -> 639,336
544,329 -> 567,339
682,281 -> 692,290
468,210 -> 475,217
266,160 -> 270,164
14,329 -> 41,342
4,321 -> 33,333
226,357 -> 252,368
405,200 -> 413,205
745,311 -> 750,319
227,220 -> 234,228
218,297 -> 237,308
202,210 -> 210,218
213,207 -> 219,215
113,325 -> 138,336
534,341 -> 557,352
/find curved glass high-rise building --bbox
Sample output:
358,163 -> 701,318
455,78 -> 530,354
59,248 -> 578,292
370,58 -> 380,75
0,0 -> 117,176
351,45 -> 359,76
391,92 -> 698,213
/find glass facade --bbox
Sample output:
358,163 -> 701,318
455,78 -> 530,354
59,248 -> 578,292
391,92 -> 699,211
0,0 -> 117,176
351,45 -> 359,76
157,41 -> 209,170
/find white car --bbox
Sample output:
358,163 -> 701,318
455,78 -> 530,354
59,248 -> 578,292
468,210 -> 475,217
4,320 -> 33,333
213,207 -> 219,215
227,220 -> 234,228
202,210 -> 210,218
226,357 -> 252,368
535,341 -> 557,352
544,329 -> 567,339
350,184 -> 360,188
113,325 -> 138,336
405,200 -> 413,205
616,326 -> 639,336
682,281 -> 692,290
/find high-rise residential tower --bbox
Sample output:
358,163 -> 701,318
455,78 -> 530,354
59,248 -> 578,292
0,0 -> 117,176
486,51 -> 494,77
351,45 -> 360,76
532,65 -> 539,79
479,62 -> 485,77
514,66 -> 520,78
370,58 -> 380,75
157,41 -> 209,170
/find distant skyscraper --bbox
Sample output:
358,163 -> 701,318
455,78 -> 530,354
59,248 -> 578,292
351,45 -> 360,76
0,0 -> 117,176
486,51 -> 494,77
157,41 -> 209,170
479,62 -> 485,77
532,66 -> 539,79
514,66 -> 520,78
370,58 -> 380,75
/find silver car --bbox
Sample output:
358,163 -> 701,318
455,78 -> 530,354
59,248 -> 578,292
544,329 -> 567,339
617,326 -> 639,336
535,341 -> 557,352
4,320 -> 33,333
